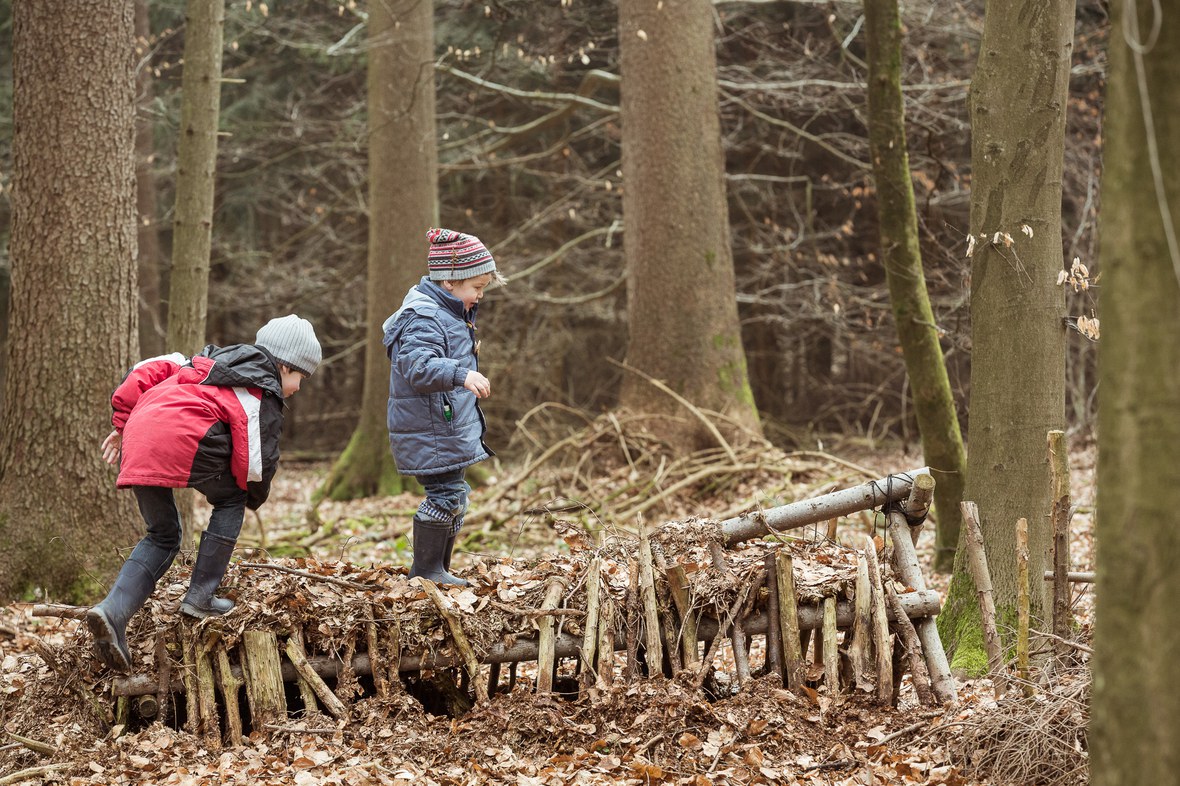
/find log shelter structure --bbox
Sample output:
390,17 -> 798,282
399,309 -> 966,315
35,470 -> 954,745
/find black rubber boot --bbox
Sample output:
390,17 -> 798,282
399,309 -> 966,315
443,526 -> 460,572
180,531 -> 238,619
86,559 -> 158,673
409,517 -> 468,586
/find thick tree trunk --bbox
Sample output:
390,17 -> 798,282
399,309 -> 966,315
938,0 -> 1074,670
0,0 -> 141,601
166,0 -> 223,356
863,0 -> 967,574
617,0 -> 762,450
1091,0 -> 1180,781
319,0 -> 438,501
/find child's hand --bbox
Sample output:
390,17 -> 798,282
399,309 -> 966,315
101,429 -> 122,465
464,370 -> 491,399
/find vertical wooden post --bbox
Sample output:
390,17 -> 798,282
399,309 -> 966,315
1048,430 -> 1073,657
961,501 -> 1006,697
763,555 -> 782,682
775,550 -> 803,692
579,558 -> 602,688
667,564 -> 699,669
366,603 -> 390,700
288,627 -> 319,712
847,551 -> 873,692
863,535 -> 893,704
637,532 -> 664,677
242,630 -> 287,730
597,593 -> 616,688
1016,517 -> 1033,696
213,645 -> 243,746
536,576 -> 568,694
821,597 -> 839,694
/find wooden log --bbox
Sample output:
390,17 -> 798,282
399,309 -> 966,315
180,628 -> 200,735
194,631 -> 221,746
666,564 -> 699,669
775,550 -> 804,692
720,468 -> 931,545
731,568 -> 763,688
597,592 -> 615,689
847,551 -> 873,691
242,629 -> 287,729
286,633 -> 348,718
154,633 -> 172,727
1016,517 -> 1033,696
763,556 -> 782,681
1043,571 -> 1094,583
419,579 -> 488,703
885,582 -> 936,706
901,472 -> 936,546
821,597 -> 839,694
213,645 -> 244,746
624,559 -> 640,680
961,501 -> 1006,697
366,603 -> 390,700
637,533 -> 664,677
886,505 -> 957,704
579,558 -> 602,688
863,536 -> 893,704
536,576 -> 568,694
109,590 -> 945,698
288,627 -> 320,712
1048,430 -> 1073,658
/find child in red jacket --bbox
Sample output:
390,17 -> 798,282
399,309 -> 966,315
86,315 -> 321,673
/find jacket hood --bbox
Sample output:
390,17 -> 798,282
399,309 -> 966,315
196,344 -> 284,397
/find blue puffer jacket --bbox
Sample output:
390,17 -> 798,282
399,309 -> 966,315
382,277 -> 492,475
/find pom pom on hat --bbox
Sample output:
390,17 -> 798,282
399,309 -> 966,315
426,227 -> 497,281
255,315 -> 322,377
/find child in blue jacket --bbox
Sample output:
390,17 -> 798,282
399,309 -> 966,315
382,228 -> 502,586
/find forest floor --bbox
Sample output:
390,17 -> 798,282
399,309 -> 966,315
0,426 -> 1095,786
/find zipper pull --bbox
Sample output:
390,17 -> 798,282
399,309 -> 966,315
443,400 -> 453,421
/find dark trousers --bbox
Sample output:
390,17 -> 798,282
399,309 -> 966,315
418,469 -> 470,534
129,474 -> 248,580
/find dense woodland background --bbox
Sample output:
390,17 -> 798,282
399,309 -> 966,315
0,0 -> 1106,456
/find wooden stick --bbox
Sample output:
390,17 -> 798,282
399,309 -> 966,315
579,558 -> 602,689
863,536 -> 893,704
1048,430 -> 1073,658
1016,517 -> 1033,696
624,559 -> 640,680
419,578 -> 489,703
885,502 -> 956,704
366,604 -> 390,700
637,532 -> 664,676
885,583 -> 936,706
847,551 -> 873,692
286,634 -> 348,718
30,603 -> 87,620
821,597 -> 840,695
597,591 -> 616,688
287,627 -> 319,713
213,645 -> 244,746
535,576 -> 568,694
763,556 -> 782,681
6,732 -> 56,756
1043,571 -> 1094,583
0,764 -> 71,785
667,564 -> 699,669
960,501 -> 1006,697
194,629 -> 221,746
242,629 -> 287,729
775,550 -> 803,692
237,562 -> 376,591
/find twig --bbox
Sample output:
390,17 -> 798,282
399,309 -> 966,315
482,598 -> 586,618
418,578 -> 489,703
1030,627 -> 1093,655
7,732 -> 57,756
0,764 -> 71,785
237,562 -> 377,590
31,604 -> 87,620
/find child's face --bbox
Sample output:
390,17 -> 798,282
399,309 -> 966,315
443,273 -> 494,311
279,366 -> 307,398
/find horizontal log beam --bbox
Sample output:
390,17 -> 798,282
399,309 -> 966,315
1043,570 -> 1094,583
110,589 -> 941,697
720,468 -> 931,546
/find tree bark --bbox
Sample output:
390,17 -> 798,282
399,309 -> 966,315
939,0 -> 1075,670
166,0 -> 224,355
135,0 -> 165,359
0,0 -> 141,601
320,0 -> 438,500
863,0 -> 967,573
617,0 -> 762,449
1092,0 -> 1180,780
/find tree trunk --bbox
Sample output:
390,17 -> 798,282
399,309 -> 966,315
0,0 -> 141,601
617,0 -> 762,450
863,0 -> 967,573
1091,0 -> 1180,780
319,0 -> 438,501
135,0 -> 165,359
166,0 -> 223,356
938,0 -> 1074,670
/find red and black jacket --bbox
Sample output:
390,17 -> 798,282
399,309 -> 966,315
111,344 -> 285,510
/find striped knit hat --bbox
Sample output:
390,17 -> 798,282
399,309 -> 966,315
426,227 -> 497,281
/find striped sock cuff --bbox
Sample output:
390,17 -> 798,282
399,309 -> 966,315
418,499 -> 454,524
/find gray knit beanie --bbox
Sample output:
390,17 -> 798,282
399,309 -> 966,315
255,315 -> 322,376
